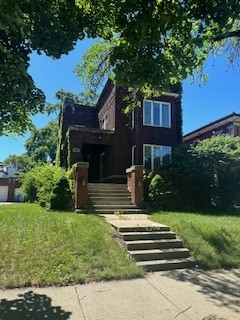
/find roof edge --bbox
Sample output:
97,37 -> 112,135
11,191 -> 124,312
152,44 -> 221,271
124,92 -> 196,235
183,112 -> 240,140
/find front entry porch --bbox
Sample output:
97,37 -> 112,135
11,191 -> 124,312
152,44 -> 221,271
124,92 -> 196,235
72,162 -> 144,211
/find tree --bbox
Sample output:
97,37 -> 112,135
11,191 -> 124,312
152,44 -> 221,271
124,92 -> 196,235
3,154 -> 36,172
75,1 -> 240,93
190,135 -> 240,209
24,121 -> 58,163
1,1 -> 239,134
45,89 -> 92,116
18,163 -> 66,206
163,135 -> 240,210
0,0 -> 87,135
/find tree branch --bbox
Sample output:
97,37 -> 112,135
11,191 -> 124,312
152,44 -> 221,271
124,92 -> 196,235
214,29 -> 240,42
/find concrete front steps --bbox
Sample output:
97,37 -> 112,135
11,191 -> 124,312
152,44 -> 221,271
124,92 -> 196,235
86,183 -> 147,214
114,224 -> 196,272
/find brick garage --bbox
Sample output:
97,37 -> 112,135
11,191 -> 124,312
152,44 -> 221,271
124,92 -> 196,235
0,178 -> 22,202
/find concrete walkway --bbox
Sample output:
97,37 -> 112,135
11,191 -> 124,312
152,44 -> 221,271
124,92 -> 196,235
0,269 -> 239,320
100,213 -> 167,229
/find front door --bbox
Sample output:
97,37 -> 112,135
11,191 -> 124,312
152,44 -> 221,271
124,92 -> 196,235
100,152 -> 105,181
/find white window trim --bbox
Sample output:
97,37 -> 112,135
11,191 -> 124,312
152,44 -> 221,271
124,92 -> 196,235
143,99 -> 171,128
143,144 -> 172,170
100,113 -> 108,129
132,145 -> 136,166
131,109 -> 135,129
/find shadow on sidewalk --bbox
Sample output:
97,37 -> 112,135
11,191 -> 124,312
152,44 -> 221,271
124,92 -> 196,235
0,290 -> 71,320
163,269 -> 240,313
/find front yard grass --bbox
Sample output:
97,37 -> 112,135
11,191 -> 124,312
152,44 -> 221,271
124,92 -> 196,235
151,211 -> 240,269
0,204 -> 143,289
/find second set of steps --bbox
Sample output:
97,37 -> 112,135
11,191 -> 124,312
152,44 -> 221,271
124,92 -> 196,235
115,225 -> 196,271
87,183 -> 147,214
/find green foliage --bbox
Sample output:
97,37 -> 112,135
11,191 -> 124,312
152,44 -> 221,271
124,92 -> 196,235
3,154 -> 36,172
50,177 -> 73,210
162,136 -> 240,210
75,39 -> 183,114
164,144 -> 212,210
0,204 -> 143,288
76,1 -> 240,91
24,120 -> 58,163
46,89 -> 90,116
190,135 -> 240,209
0,0 -> 86,134
148,174 -> 172,209
18,164 -> 65,207
151,212 -> 240,269
2,0 -> 239,134
74,39 -> 116,104
143,170 -> 155,202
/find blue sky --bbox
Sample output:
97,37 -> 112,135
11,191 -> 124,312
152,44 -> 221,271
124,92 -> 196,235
0,39 -> 239,162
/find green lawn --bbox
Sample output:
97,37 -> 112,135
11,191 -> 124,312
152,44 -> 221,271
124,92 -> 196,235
151,211 -> 240,269
0,204 -> 143,289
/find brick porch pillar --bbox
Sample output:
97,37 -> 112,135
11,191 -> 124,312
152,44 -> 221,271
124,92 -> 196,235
7,178 -> 15,202
72,162 -> 89,209
126,165 -> 143,207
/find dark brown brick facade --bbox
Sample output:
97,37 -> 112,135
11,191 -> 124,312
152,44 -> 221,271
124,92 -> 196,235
60,80 -> 180,183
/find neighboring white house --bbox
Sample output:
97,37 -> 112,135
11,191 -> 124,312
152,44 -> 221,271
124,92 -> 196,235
0,163 -> 18,178
0,163 -> 24,202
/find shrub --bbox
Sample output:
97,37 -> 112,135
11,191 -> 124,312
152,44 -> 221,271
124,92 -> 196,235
143,136 -> 240,211
19,164 -> 73,209
148,174 -> 170,209
50,177 -> 73,210
143,170 -> 155,202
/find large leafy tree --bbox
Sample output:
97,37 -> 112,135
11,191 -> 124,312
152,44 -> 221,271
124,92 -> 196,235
0,0 -> 86,135
1,0 -> 239,134
24,120 -> 58,163
4,121 -> 59,167
75,1 -> 240,92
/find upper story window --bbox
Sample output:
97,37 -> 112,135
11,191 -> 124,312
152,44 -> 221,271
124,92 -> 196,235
143,100 -> 171,128
100,113 -> 108,129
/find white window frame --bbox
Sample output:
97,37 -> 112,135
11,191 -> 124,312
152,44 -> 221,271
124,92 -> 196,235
143,99 -> 171,128
100,113 -> 108,129
131,109 -> 135,129
132,145 -> 136,166
143,144 -> 171,171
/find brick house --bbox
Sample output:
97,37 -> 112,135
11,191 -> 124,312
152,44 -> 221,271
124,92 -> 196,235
183,112 -> 240,144
58,80 -> 181,186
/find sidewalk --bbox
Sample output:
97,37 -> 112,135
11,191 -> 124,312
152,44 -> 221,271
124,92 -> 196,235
1,269 -> 239,320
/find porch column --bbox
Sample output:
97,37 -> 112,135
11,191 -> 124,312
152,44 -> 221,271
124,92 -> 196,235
72,162 -> 89,209
126,165 -> 143,207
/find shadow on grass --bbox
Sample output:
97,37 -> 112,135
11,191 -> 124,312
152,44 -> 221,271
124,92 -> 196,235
0,291 -> 71,320
163,269 -> 240,313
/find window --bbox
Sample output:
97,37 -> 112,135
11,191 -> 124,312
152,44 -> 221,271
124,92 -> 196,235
143,144 -> 171,171
100,113 -> 108,129
143,100 -> 171,127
